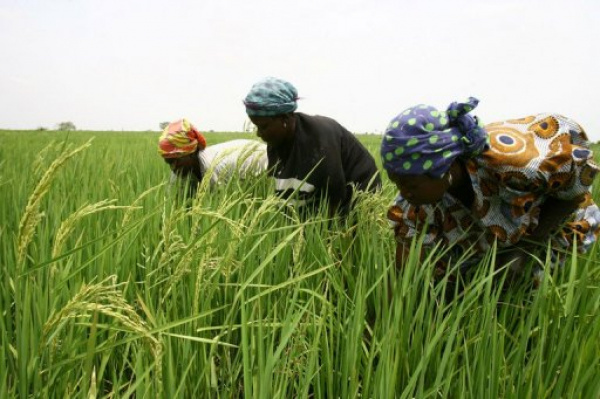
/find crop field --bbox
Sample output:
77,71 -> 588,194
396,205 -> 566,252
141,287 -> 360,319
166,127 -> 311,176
1,130 -> 600,398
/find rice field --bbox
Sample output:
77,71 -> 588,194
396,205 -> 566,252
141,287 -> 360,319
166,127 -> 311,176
1,129 -> 600,398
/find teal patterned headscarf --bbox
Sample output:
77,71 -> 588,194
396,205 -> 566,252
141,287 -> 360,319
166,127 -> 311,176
244,77 -> 299,117
381,97 -> 489,178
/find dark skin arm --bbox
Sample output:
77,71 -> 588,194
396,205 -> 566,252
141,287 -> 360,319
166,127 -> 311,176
329,202 -> 340,219
395,241 -> 414,270
445,158 -> 585,279
499,194 -> 585,277
529,195 -> 585,241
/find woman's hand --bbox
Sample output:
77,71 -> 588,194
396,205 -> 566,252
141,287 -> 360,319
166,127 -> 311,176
496,249 -> 530,286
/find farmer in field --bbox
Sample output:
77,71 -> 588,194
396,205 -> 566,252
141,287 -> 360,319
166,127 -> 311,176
381,97 -> 600,284
158,119 -> 268,195
243,77 -> 381,216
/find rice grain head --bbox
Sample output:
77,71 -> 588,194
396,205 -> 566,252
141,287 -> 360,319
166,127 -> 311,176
17,139 -> 93,266
41,275 -> 163,393
52,199 -> 132,258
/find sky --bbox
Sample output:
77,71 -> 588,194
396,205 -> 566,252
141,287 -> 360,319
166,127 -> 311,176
1,0 -> 599,140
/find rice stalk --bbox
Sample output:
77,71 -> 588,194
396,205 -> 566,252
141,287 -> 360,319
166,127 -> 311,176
121,183 -> 165,227
52,199 -> 131,258
155,203 -> 187,278
3,132 -> 600,397
193,249 -> 217,316
31,140 -> 57,176
162,202 -> 245,303
107,178 -> 120,197
282,204 -> 306,266
17,139 -> 93,265
189,193 -> 245,239
41,275 -> 163,394
0,160 -> 8,189
161,237 -> 208,304
87,366 -> 97,399
189,207 -> 243,239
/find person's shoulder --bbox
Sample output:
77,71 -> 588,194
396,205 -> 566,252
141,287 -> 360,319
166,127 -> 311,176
477,112 -> 594,193
296,113 -> 350,137
297,112 -> 341,126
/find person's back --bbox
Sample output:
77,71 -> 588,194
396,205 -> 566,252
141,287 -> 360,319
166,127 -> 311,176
267,112 -> 380,214
158,120 -> 268,197
243,77 -> 381,216
381,98 -> 600,284
198,139 -> 268,185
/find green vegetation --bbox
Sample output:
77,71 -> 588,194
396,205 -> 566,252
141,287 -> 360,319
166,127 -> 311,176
1,130 -> 599,398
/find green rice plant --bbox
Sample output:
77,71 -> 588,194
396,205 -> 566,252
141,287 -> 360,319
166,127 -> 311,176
40,275 -> 163,396
52,199 -> 132,259
16,139 -> 93,265
121,183 -> 165,228
1,130 -> 600,397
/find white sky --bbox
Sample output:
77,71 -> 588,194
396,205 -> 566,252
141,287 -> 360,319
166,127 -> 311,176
1,0 -> 599,140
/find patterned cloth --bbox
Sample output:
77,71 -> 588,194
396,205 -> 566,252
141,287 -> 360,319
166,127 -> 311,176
387,113 -> 600,271
158,119 -> 207,159
243,77 -> 299,117
381,97 -> 489,178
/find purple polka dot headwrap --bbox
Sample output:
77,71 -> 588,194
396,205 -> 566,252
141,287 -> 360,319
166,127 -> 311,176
381,97 -> 489,178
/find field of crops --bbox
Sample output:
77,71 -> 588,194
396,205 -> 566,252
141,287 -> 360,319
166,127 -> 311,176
1,129 -> 600,398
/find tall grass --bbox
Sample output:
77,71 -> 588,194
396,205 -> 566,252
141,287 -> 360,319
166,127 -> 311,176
1,130 -> 599,398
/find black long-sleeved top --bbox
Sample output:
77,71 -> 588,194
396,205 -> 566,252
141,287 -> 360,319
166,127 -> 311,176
267,113 -> 381,214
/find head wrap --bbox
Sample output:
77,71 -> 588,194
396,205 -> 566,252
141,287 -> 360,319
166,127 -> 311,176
158,119 -> 207,159
381,97 -> 489,178
243,77 -> 299,117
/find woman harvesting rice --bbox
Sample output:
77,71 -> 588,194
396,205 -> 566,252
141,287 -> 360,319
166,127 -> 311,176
243,77 -> 381,216
158,119 -> 268,196
381,97 -> 600,284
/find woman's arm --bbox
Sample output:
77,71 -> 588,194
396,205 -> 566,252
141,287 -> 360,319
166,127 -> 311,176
529,195 -> 585,241
497,195 -> 585,282
395,241 -> 412,270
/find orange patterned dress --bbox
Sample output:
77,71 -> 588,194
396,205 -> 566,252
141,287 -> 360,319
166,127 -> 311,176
388,113 -> 600,270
